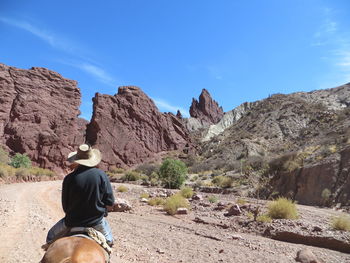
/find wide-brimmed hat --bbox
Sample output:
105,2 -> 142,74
67,144 -> 101,167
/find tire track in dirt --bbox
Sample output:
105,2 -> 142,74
0,181 -> 63,263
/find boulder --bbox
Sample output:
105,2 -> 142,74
110,198 -> 132,212
224,204 -> 242,216
176,208 -> 188,214
296,248 -> 322,263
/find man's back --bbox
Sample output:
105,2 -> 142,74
62,165 -> 114,227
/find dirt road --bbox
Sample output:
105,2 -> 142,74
0,181 -> 349,263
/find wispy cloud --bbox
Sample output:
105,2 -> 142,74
152,98 -> 189,117
0,16 -> 118,86
312,7 -> 350,87
0,16 -> 77,53
57,59 -> 117,86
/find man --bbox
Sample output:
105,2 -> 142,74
46,144 -> 115,246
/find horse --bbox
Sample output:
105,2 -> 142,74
40,236 -> 108,263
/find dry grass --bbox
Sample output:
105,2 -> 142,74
117,185 -> 129,192
332,215 -> 350,231
148,197 -> 166,206
163,194 -> 190,215
180,187 -> 194,199
267,197 -> 298,219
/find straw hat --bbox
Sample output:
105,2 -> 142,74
67,144 -> 101,167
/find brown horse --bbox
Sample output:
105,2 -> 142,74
40,236 -> 107,263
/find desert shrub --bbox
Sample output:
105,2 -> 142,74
212,175 -> 233,188
121,171 -> 140,181
150,177 -> 160,186
190,175 -> 199,182
163,194 -> 190,215
257,214 -> 272,223
208,195 -> 218,203
247,212 -> 254,220
180,187 -> 194,199
148,197 -> 166,206
321,188 -> 332,205
331,215 -> 350,231
267,198 -> 298,219
30,167 -> 55,177
10,153 -> 32,168
109,166 -> 125,174
236,198 -> 247,205
0,166 -> 8,178
15,168 -> 30,179
140,192 -> 149,199
135,163 -> 158,176
0,147 -> 10,164
117,185 -> 128,192
159,159 -> 187,189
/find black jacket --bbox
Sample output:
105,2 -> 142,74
62,165 -> 115,227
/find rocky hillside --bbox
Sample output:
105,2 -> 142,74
197,84 -> 350,206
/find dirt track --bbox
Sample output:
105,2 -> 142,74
1,181 -> 350,263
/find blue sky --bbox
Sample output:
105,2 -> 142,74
1,0 -> 350,120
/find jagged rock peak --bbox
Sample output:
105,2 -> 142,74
189,89 -> 224,125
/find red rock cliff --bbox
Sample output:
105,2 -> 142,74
86,86 -> 191,169
0,64 -> 86,173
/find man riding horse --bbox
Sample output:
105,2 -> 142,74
45,144 -> 115,247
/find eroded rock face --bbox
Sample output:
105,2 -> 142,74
189,89 -> 224,126
271,147 -> 350,206
0,64 -> 86,173
86,86 -> 191,169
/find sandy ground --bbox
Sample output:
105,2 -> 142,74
0,180 -> 350,263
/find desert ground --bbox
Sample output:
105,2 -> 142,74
0,180 -> 349,263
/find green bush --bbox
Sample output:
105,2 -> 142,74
117,185 -> 128,192
163,194 -> 190,215
332,215 -> 350,231
0,147 -> 10,164
10,153 -> 32,168
267,198 -> 298,219
208,195 -> 218,203
148,197 -> 166,206
121,171 -> 140,181
159,159 -> 187,189
180,187 -> 194,199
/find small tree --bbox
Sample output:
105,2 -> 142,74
159,159 -> 187,189
10,153 -> 32,168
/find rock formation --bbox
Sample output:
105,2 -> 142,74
189,89 -> 224,126
0,63 -> 86,173
270,147 -> 350,206
86,86 -> 191,169
202,101 -> 258,141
